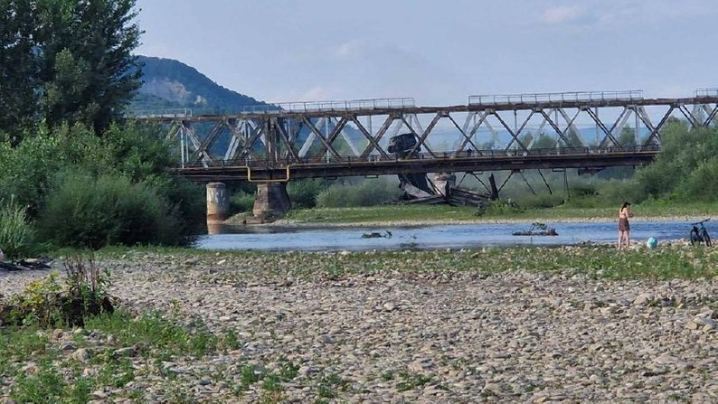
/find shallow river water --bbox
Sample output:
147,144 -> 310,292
196,220 -> 700,252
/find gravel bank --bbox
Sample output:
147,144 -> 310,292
2,251 -> 718,402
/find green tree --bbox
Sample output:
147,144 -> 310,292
0,0 -> 143,138
0,0 -> 38,142
618,127 -> 637,148
636,123 -> 718,200
35,0 -> 143,132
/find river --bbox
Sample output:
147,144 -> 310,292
196,220 -> 698,252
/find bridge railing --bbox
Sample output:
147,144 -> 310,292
126,108 -> 193,118
236,98 -> 416,114
468,90 -> 644,106
183,145 -> 659,169
695,88 -> 718,98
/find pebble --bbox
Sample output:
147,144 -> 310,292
1,252 -> 717,402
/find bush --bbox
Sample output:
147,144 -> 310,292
635,124 -> 718,201
230,192 -> 255,214
0,200 -> 35,260
316,178 -> 402,208
678,157 -> 718,201
38,171 -> 187,249
475,200 -> 524,216
151,176 -> 206,237
519,194 -> 565,209
287,179 -> 327,209
0,257 -> 113,328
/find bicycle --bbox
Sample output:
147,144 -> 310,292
690,219 -> 712,246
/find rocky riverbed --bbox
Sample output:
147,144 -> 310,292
2,249 -> 718,402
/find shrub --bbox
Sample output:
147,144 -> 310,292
519,194 -> 565,209
287,179 -> 327,208
475,199 -> 524,216
678,158 -> 718,201
0,200 -> 35,260
595,179 -> 648,205
151,176 -> 206,237
38,171 -> 187,249
0,256 -> 113,328
230,192 -> 255,214
316,178 -> 402,208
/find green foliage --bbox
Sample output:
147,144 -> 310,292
519,194 -> 564,209
0,133 -> 63,216
1,257 -> 113,328
39,0 -> 142,132
618,127 -> 637,148
316,178 -> 402,208
0,122 -> 203,250
85,311 -> 218,358
230,192 -> 256,214
99,123 -> 180,181
0,200 -> 35,259
635,124 -> 718,201
476,200 -> 524,216
520,132 -> 556,150
0,0 -> 38,141
1,0 -> 142,136
287,179 -> 328,209
39,171 -> 187,249
594,179 -> 647,206
11,361 -> 65,404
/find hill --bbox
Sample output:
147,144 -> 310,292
130,56 -> 267,115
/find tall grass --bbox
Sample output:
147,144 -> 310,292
0,199 -> 35,259
316,178 -> 402,208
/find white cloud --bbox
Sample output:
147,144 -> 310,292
541,6 -> 583,25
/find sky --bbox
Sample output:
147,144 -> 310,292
135,0 -> 718,106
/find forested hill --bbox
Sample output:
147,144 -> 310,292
130,56 -> 266,115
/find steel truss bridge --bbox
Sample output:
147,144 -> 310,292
134,90 -> 718,183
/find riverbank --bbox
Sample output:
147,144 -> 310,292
226,204 -> 717,228
1,247 -> 717,402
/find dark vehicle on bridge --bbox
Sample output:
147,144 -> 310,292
387,133 -> 419,154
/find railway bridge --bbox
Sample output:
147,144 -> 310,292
133,89 -> 718,224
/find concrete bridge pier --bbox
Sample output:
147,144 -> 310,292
206,182 -> 229,234
253,183 -> 291,219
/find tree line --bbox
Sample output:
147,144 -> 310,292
0,0 -> 204,258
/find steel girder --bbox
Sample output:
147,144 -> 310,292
134,97 -> 718,170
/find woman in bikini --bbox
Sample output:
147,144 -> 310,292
618,202 -> 631,249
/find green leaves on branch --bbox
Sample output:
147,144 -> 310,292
636,123 -> 718,202
0,0 -> 142,138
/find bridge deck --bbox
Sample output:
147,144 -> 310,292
177,148 -> 658,182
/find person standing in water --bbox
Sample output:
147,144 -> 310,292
618,202 -> 631,249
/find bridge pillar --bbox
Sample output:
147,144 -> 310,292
206,182 -> 229,232
253,183 -> 291,219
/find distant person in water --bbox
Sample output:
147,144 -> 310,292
618,202 -> 631,249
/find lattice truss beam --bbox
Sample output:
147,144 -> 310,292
160,101 -> 718,168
